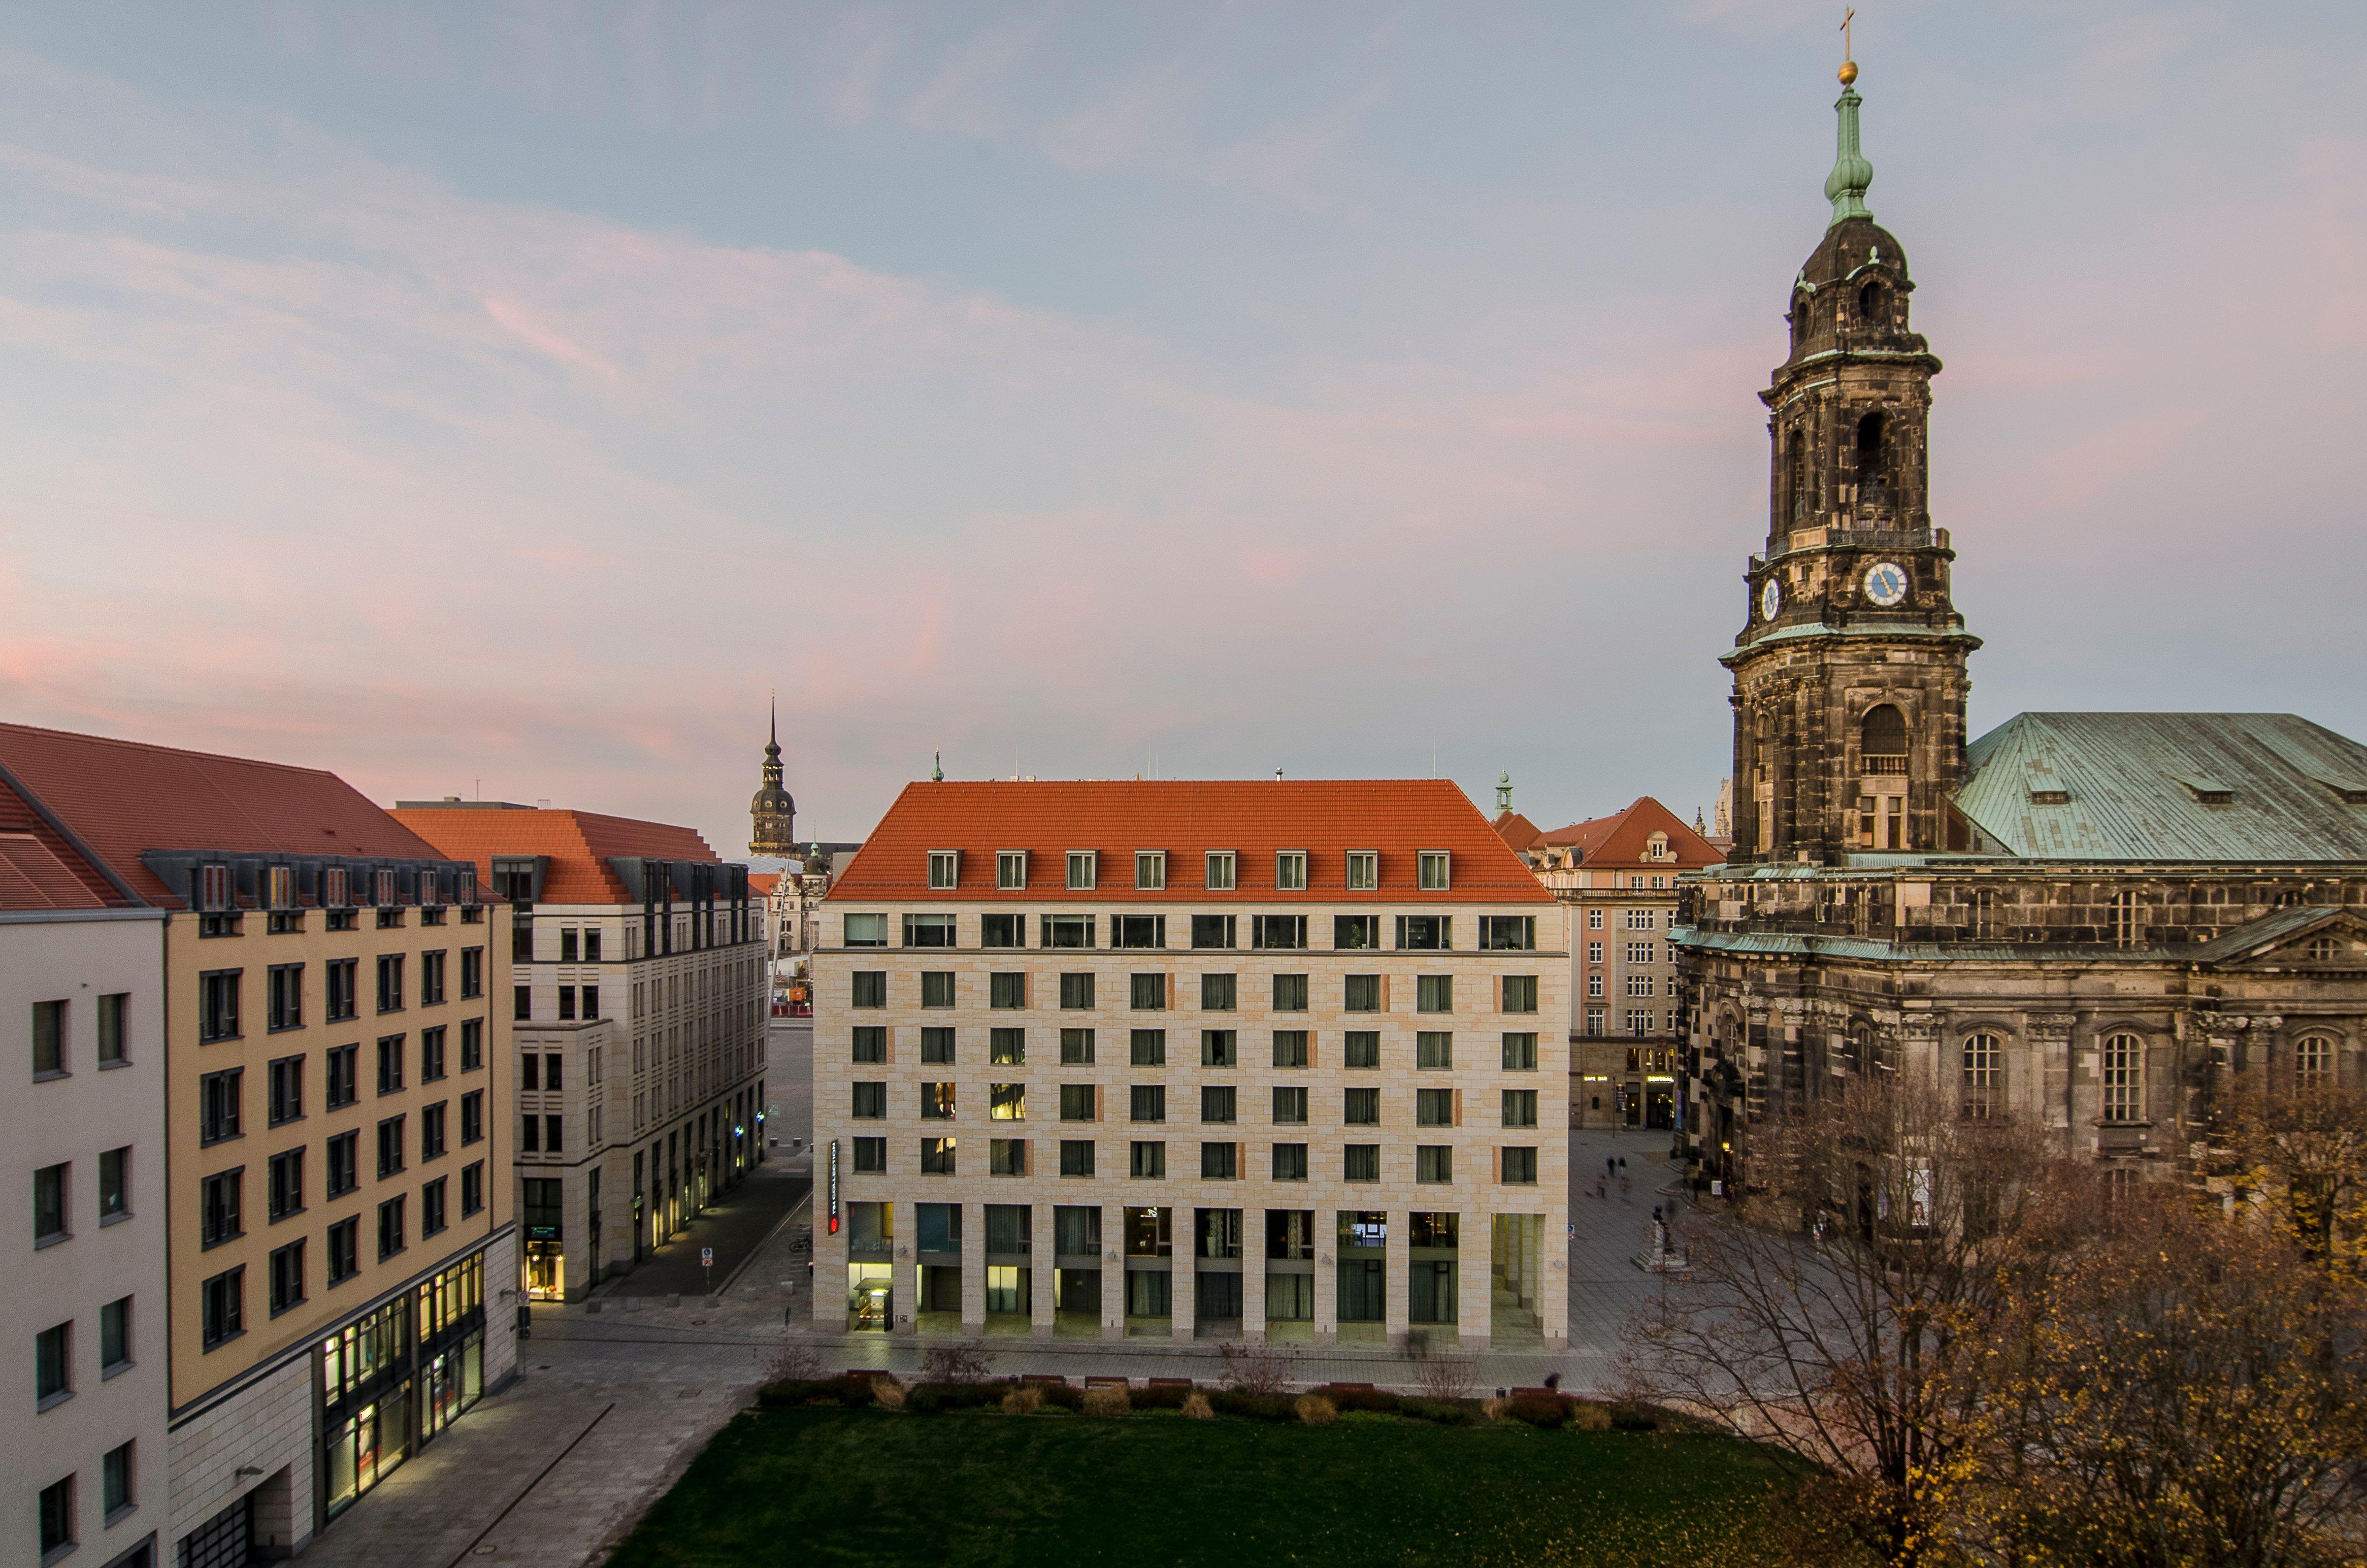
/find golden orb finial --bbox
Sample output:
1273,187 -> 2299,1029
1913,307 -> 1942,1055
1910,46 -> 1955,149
1838,58 -> 1858,86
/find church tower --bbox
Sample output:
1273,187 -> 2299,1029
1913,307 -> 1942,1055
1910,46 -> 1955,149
748,701 -> 797,858
1725,59 -> 1979,865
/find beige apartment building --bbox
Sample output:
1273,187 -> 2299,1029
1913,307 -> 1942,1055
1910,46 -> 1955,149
1493,793 -> 1720,1130
0,725 -> 516,1565
812,779 -> 1569,1349
396,804 -> 771,1302
2,771 -> 168,1568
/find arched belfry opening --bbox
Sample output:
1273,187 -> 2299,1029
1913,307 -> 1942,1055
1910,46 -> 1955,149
1855,410 -> 1890,509
1783,429 -> 1807,526
1858,279 -> 1885,325
1857,703 -> 1909,851
1861,703 -> 1907,764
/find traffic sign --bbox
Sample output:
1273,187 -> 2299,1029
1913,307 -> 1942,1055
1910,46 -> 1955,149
701,1247 -> 714,1268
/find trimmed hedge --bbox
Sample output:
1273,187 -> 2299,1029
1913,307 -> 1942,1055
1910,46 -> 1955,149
754,1376 -> 1493,1427
1505,1393 -> 1570,1428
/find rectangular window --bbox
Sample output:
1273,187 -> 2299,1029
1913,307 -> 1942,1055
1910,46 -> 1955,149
853,1136 -> 887,1172
1059,1084 -> 1097,1122
1502,1089 -> 1538,1127
462,1019 -> 483,1071
1272,1085 -> 1308,1123
1060,1139 -> 1095,1177
461,947 -> 483,999
98,1147 -> 128,1223
201,1266 -> 244,1348
1415,1145 -> 1452,1183
327,1216 -> 359,1282
920,971 -> 956,1008
1252,914 -> 1306,950
921,1137 -> 957,1174
843,913 -> 889,948
1066,851 -> 1097,890
904,914 -> 957,949
1060,1028 -> 1095,1064
1046,914 -> 1095,949
990,1083 -> 1027,1121
1200,1141 -> 1237,1180
377,1116 -> 406,1177
1417,1031 -> 1453,1069
1340,975 -> 1380,1015
421,1100 -> 448,1159
1333,914 -> 1378,951
1417,850 -> 1451,890
1480,916 -> 1535,951
556,986 -> 578,1022
265,964 -> 303,1031
103,1440 -> 135,1521
270,1238 -> 306,1315
1113,914 -> 1165,949
1501,1147 -> 1539,1185
1135,851 -> 1166,890
1502,1032 -> 1539,1070
36,1161 -> 69,1244
37,1474 -> 73,1558
920,1028 -> 956,1064
34,1000 -> 67,1076
422,1177 -> 448,1235
1270,973 -> 1308,1012
1274,852 -> 1307,891
100,1296 -> 131,1374
420,950 -> 446,1004
1200,973 -> 1236,1010
97,992 -> 127,1066
981,912 -> 1025,948
1344,1030 -> 1380,1069
1344,1087 -> 1380,1125
462,1161 -> 484,1217
520,1113 -> 539,1153
268,1148 -> 304,1220
2101,1033 -> 2144,1123
1201,1029 -> 1236,1067
1343,1145 -> 1380,1182
36,1320 -> 71,1404
1396,915 -> 1450,951
377,1195 -> 406,1259
1130,972 -> 1166,1010
1053,972 -> 1092,1010
1272,1030 -> 1307,1067
1272,1142 -> 1308,1181
1501,975 -> 1539,1013
1131,1029 -> 1167,1066
1345,851 -> 1378,891
375,954 -> 405,1014
997,850 -> 1028,889
1416,1088 -> 1455,1127
921,1083 -> 957,1119
852,1026 -> 887,1064
462,1089 -> 484,1145
326,1131 -> 358,1197
990,1138 -> 1027,1176
1200,1085 -> 1236,1124
420,1027 -> 447,1080
377,1035 -> 405,1095
200,1067 -> 242,1145
514,985 -> 531,1022
1130,1085 -> 1166,1123
1204,851 -> 1236,891
928,849 -> 960,889
326,959 -> 358,1022
851,971 -> 886,1008
200,969 -> 241,1042
1130,1141 -> 1165,1179
991,1028 -> 1026,1065
1416,975 -> 1453,1013
1191,914 -> 1236,950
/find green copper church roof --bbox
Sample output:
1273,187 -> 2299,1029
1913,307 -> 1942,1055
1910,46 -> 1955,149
1954,712 -> 2367,862
1825,82 -> 1873,225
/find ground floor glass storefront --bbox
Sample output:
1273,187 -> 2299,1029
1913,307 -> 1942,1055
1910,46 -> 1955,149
321,1252 -> 487,1521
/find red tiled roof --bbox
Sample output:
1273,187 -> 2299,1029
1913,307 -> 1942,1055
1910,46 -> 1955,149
0,834 -> 109,910
0,722 -> 443,908
1489,810 -> 1543,851
1534,796 -> 1722,868
394,806 -> 721,905
829,779 -> 1553,905
747,872 -> 783,896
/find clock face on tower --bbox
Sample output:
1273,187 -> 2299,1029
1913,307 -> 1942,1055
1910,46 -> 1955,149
1760,577 -> 1783,622
1863,561 -> 1910,607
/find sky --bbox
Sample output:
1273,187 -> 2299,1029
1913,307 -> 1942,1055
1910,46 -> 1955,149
2,2 -> 2362,854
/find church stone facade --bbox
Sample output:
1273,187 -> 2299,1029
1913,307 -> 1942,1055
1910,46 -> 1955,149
1675,68 -> 2367,1190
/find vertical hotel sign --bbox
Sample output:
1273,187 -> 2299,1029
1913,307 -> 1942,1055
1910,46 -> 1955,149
828,1139 -> 840,1234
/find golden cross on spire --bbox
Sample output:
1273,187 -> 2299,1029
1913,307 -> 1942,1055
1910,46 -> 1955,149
1838,8 -> 1859,86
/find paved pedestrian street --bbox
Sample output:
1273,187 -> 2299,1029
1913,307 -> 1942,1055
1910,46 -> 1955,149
302,1122 -> 1689,1567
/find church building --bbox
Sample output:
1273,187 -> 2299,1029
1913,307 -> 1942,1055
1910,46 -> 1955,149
1675,59 -> 2367,1190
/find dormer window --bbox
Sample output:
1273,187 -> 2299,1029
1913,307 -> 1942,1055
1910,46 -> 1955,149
1646,833 -> 1669,862
1135,851 -> 1166,891
1066,851 -> 1097,891
1417,851 -> 1451,892
1204,852 -> 1236,891
418,868 -> 442,907
1345,851 -> 1378,891
199,863 -> 233,911
266,866 -> 294,909
1274,852 -> 1307,892
928,850 -> 961,890
996,851 -> 1028,890
323,867 -> 350,908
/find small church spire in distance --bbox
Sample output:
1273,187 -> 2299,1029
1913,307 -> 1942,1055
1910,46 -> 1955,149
1825,10 -> 1873,226
932,750 -> 943,782
1496,772 -> 1514,813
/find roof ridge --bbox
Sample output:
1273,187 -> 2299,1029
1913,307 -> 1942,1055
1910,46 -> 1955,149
0,721 -> 350,780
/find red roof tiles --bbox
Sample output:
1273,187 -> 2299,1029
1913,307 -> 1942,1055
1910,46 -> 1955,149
394,807 -> 722,905
0,723 -> 441,908
1532,797 -> 1722,868
830,779 -> 1553,905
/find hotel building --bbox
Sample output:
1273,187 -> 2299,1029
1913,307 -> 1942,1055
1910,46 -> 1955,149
811,779 -> 1569,1349
395,804 -> 771,1302
0,725 -> 515,1564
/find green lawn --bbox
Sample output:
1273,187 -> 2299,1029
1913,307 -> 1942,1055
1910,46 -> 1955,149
608,1404 -> 1804,1567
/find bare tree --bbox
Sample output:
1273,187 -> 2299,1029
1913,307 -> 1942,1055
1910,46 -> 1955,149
917,1340 -> 992,1385
1622,1071 -> 2064,1566
762,1339 -> 825,1385
1962,1186 -> 2367,1568
1404,1330 -> 1477,1403
1218,1339 -> 1296,1396
2214,1085 -> 2367,1269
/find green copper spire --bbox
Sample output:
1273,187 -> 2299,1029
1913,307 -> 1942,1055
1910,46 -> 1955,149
1824,68 -> 1873,227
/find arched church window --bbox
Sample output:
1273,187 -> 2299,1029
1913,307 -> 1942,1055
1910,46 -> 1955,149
1962,1033 -> 2001,1119
1784,429 -> 1807,525
1791,291 -> 1813,350
2295,1034 -> 2335,1090
1858,280 -> 1885,324
1861,704 -> 1907,767
1855,411 -> 1890,506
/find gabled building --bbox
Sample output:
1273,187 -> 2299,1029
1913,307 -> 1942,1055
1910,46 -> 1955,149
1494,794 -> 1722,1127
811,779 -> 1570,1349
395,804 -> 770,1302
0,723 -> 515,1563
1674,62 -> 2367,1193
